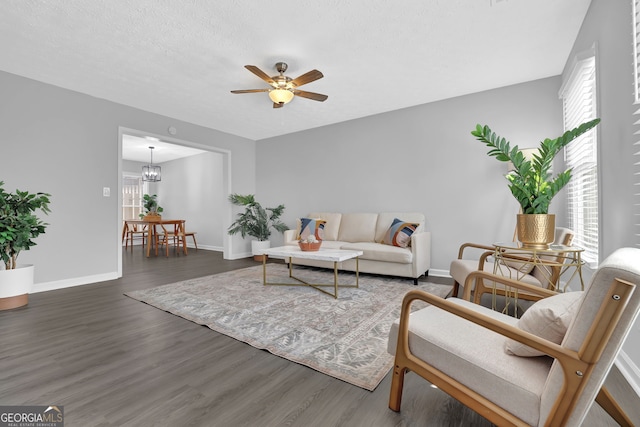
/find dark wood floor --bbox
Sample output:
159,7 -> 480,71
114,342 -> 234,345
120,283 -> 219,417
0,247 -> 638,426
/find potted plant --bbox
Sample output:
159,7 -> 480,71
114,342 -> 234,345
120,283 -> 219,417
227,193 -> 288,261
139,194 -> 163,221
471,117 -> 600,248
0,181 -> 51,310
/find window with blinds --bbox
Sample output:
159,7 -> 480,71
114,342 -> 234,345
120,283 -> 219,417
560,55 -> 598,265
633,0 -> 640,247
122,175 -> 144,221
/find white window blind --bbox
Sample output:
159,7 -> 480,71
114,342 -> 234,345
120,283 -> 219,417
634,0 -> 640,103
560,56 -> 598,264
633,0 -> 640,246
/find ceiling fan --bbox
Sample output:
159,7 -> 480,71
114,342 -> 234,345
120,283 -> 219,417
231,62 -> 328,108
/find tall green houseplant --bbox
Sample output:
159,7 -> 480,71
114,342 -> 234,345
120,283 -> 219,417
471,118 -> 600,214
227,194 -> 287,241
0,181 -> 51,270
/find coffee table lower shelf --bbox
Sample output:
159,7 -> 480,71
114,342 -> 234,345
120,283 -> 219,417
261,246 -> 363,299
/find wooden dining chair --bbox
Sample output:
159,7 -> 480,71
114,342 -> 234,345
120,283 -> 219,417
156,220 -> 187,257
184,230 -> 197,250
123,222 -> 148,251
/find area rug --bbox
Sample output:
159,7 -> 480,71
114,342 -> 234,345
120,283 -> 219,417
125,264 -> 452,391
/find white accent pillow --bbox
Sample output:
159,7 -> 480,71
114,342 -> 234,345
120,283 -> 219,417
504,291 -> 584,357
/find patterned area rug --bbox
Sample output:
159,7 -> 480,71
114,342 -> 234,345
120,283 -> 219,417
125,264 -> 452,391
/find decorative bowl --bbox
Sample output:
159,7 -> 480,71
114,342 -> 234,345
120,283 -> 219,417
299,241 -> 322,251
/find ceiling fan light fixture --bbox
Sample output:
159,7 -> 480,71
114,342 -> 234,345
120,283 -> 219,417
268,89 -> 294,104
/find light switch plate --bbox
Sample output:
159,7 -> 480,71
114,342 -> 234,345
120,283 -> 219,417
103,187 -> 110,197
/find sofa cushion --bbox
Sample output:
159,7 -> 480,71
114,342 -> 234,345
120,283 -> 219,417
337,213 -> 378,242
307,212 -> 342,241
341,242 -> 412,263
317,240 -> 347,250
381,218 -> 419,248
504,291 -> 584,357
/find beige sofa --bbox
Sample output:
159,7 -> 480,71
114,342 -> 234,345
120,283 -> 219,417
283,212 -> 431,284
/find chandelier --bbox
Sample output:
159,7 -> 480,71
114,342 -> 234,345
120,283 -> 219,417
142,146 -> 161,182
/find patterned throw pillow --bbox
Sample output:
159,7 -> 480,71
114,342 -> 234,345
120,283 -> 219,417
382,218 -> 419,248
297,218 -> 326,241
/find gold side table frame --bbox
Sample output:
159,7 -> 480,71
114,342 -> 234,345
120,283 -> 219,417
261,246 -> 363,299
490,242 -> 586,316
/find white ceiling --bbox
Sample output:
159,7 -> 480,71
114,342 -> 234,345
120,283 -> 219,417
122,135 -> 207,163
0,0 -> 592,141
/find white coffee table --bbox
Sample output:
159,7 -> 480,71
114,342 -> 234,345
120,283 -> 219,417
262,246 -> 364,298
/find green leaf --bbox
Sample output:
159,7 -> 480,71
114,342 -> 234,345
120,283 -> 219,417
472,118 -> 599,214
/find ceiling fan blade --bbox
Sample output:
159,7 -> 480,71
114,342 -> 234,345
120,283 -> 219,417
293,90 -> 328,102
245,65 -> 276,86
230,89 -> 270,94
273,102 -> 284,109
290,69 -> 323,87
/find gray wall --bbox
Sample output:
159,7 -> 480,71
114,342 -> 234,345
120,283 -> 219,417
0,70 -> 255,287
156,152 -> 225,250
257,76 -> 564,275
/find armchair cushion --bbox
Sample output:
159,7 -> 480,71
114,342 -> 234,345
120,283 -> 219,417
451,259 -> 543,289
388,298 -> 553,426
505,291 -> 584,357
502,257 -> 535,275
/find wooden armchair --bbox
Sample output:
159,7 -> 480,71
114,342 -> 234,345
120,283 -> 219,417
449,227 -> 574,307
388,247 -> 639,426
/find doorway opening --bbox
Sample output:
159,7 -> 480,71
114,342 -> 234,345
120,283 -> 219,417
117,127 -> 232,277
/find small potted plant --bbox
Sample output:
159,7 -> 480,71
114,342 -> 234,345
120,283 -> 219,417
139,194 -> 163,221
471,118 -> 600,248
227,193 -> 288,261
0,181 -> 51,310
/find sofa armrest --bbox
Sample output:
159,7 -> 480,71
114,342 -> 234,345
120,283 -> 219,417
411,231 -> 431,277
284,229 -> 297,244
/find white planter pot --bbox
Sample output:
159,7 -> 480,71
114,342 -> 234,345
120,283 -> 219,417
251,240 -> 271,261
0,264 -> 34,310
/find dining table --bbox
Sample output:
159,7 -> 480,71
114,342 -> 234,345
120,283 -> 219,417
122,218 -> 187,257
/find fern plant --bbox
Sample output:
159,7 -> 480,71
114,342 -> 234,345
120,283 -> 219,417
471,118 -> 600,214
227,194 -> 287,241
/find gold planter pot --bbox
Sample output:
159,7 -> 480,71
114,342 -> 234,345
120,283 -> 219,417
516,214 -> 555,249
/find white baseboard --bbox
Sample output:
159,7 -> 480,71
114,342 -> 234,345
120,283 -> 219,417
226,251 -> 253,260
615,350 -> 640,397
428,268 -> 451,278
32,272 -> 120,293
186,244 -> 222,252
